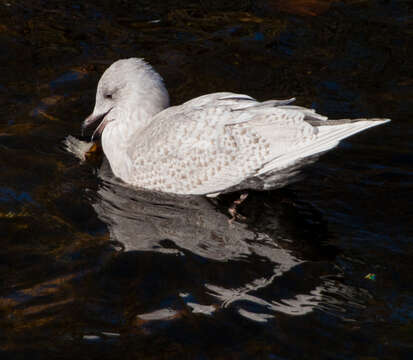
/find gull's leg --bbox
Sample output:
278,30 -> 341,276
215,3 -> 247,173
228,192 -> 248,224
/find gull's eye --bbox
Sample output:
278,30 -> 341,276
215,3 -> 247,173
102,86 -> 118,100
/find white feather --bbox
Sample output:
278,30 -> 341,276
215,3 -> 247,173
85,58 -> 390,195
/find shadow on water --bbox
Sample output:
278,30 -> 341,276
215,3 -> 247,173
0,158 -> 370,358
93,161 -> 358,319
0,0 -> 412,359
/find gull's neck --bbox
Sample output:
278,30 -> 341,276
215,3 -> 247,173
102,90 -> 169,183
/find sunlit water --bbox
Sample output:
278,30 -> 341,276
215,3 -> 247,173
0,1 -> 412,359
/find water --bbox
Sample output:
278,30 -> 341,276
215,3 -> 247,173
0,1 -> 412,359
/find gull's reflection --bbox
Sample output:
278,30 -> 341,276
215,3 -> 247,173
92,161 -> 366,323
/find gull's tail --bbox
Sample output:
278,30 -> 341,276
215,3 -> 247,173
258,118 -> 390,176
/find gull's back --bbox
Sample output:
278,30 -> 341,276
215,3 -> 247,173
126,92 -> 389,195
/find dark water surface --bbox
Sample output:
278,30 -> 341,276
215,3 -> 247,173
0,1 -> 412,359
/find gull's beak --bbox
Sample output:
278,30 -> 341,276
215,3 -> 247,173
82,108 -> 112,140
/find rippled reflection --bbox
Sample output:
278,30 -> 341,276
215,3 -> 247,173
90,160 -> 367,323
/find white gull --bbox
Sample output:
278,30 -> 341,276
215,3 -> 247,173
82,58 -> 390,196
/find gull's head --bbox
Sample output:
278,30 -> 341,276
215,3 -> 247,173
83,58 -> 169,140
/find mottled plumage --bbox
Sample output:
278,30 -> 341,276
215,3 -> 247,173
83,58 -> 390,195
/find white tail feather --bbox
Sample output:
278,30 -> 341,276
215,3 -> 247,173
258,118 -> 390,175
